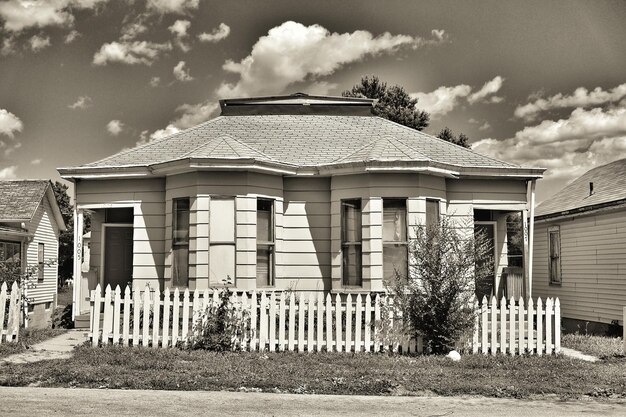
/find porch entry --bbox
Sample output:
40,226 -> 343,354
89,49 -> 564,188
103,226 -> 133,290
474,222 -> 496,301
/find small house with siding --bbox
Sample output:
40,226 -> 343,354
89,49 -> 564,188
0,180 -> 66,328
533,158 -> 626,334
58,93 -> 544,326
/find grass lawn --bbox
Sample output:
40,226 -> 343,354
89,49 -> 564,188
0,328 -> 67,359
562,334 -> 624,360
1,346 -> 625,400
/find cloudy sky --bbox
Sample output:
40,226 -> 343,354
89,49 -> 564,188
1,0 -> 625,201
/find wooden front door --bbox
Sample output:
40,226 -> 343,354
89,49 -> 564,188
104,226 -> 133,290
474,222 -> 496,302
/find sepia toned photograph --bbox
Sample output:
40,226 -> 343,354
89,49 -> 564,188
0,0 -> 625,415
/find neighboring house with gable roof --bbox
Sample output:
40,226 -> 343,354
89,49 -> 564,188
58,93 -> 545,326
533,158 -> 626,334
0,180 -> 66,328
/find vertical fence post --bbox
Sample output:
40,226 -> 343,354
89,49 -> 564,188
278,292 -> 286,352
316,293 -> 324,352
472,298 -> 479,354
527,298 -> 534,354
554,298 -> 561,354
122,286 -> 131,346
153,288 -> 162,348
259,291 -> 268,351
132,287 -> 141,346
250,291 -> 257,351
335,293 -> 342,352
364,294 -> 372,353
546,298 -> 553,354
345,294 -> 353,353
509,296 -> 515,356
162,288 -> 170,348
102,285 -> 113,346
325,293 -> 333,352
518,297 -> 525,354
0,283 -> 7,344
142,287 -> 151,347
490,296 -> 497,355
500,296 -> 507,355
298,293 -> 305,352
307,293 -> 315,352
181,289 -> 190,343
355,294 -> 363,353
287,292 -> 295,352
374,295 -> 381,353
269,292 -> 276,352
537,297 -> 543,356
113,286 -> 121,345
481,296 -> 488,354
171,288 -> 180,347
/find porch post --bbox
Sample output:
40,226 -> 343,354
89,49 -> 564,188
72,208 -> 84,320
528,180 -> 536,299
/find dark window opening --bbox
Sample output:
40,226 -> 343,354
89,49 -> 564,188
105,207 -> 134,223
172,198 -> 190,287
383,198 -> 408,282
38,243 -> 44,281
257,199 -> 275,287
342,199 -> 362,286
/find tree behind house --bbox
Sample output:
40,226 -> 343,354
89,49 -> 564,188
437,127 -> 470,148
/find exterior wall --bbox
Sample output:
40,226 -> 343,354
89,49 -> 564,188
76,178 -> 166,296
25,195 -> 61,328
533,207 -> 626,326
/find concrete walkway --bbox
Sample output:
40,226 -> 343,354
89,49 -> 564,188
0,330 -> 87,365
1,387 -> 625,417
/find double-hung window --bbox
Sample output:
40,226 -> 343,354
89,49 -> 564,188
383,199 -> 407,282
172,198 -> 190,287
548,226 -> 561,284
209,197 -> 236,285
256,199 -> 275,287
425,199 -> 440,229
37,243 -> 45,281
341,199 -> 362,286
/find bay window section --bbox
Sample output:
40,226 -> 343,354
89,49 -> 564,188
383,199 -> 408,282
210,197 -> 236,285
425,199 -> 440,229
172,198 -> 190,287
341,199 -> 362,286
256,199 -> 274,287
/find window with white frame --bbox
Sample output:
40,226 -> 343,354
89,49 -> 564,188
341,199 -> 362,286
0,241 -> 21,280
383,198 -> 407,282
172,198 -> 190,287
37,243 -> 44,281
256,198 -> 275,287
210,197 -> 236,285
425,199 -> 440,229
548,226 -> 561,284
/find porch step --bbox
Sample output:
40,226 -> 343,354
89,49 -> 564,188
74,313 -> 92,329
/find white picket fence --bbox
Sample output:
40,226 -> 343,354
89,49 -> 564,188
90,284 -> 560,355
0,282 -> 21,344
473,295 -> 561,355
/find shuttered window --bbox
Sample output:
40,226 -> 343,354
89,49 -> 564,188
210,197 -> 236,285
257,199 -> 274,287
548,226 -> 561,284
341,199 -> 362,286
383,199 -> 407,282
172,198 -> 190,287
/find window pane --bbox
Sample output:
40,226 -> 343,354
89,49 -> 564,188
383,245 -> 407,282
342,200 -> 361,243
210,244 -> 235,284
173,199 -> 190,244
342,245 -> 362,286
257,199 -> 273,243
172,246 -> 189,287
426,200 -> 440,228
38,243 -> 44,263
383,199 -> 406,242
256,246 -> 273,286
210,198 -> 235,241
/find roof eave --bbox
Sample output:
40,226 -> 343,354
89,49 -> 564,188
535,197 -> 626,222
58,166 -> 153,180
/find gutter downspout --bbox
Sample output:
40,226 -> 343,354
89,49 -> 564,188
528,179 -> 537,299
72,180 -> 79,321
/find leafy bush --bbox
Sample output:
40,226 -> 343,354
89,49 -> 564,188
186,285 -> 249,352
380,217 -> 493,354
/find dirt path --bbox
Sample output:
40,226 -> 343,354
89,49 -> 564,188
0,330 -> 87,365
1,387 -> 625,416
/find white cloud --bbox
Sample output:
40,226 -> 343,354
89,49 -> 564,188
467,76 -> 504,104
93,40 -> 172,66
198,22 -> 230,43
473,106 -> 626,186
0,166 -> 17,179
120,21 -> 148,41
147,0 -> 198,14
1,36 -> 16,55
106,119 -> 124,136
431,29 -> 446,42
411,84 -> 471,116
68,96 -> 92,110
31,158 -> 41,165
173,60 -> 193,82
148,124 -> 180,141
172,101 -> 218,128
479,121 -> 491,131
64,29 -> 80,44
169,19 -> 191,52
150,76 -> 160,87
0,0 -> 108,32
514,83 -> 626,120
29,34 -> 50,52
0,109 -> 23,137
216,21 -> 443,98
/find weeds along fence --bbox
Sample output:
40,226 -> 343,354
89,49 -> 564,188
90,284 -> 560,355
0,282 -> 21,344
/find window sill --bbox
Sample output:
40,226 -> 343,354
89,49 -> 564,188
549,281 -> 562,287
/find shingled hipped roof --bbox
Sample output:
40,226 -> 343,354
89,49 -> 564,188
58,94 -> 544,179
536,158 -> 626,218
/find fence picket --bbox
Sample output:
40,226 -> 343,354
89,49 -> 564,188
113,286 -> 121,345
162,288 -> 170,348
546,298 -> 553,354
269,292 -> 276,352
102,285 -> 113,345
278,292 -> 286,352
490,296 -> 497,355
345,294 -> 353,353
325,293 -> 333,352
153,288 -> 161,347
481,296 -> 488,354
500,296 -> 506,355
181,289 -> 190,343
554,298 -> 561,353
355,294 -> 363,353
240,292 -> 248,351
7,283 -> 20,342
316,293 -> 324,352
250,291 -> 258,351
364,294 -> 371,353
191,290 -> 200,337
142,287 -> 151,346
288,292 -> 295,351
0,283 -> 7,343
307,293 -> 315,352
122,286 -> 131,346
472,298 -> 479,354
537,297 -> 543,356
509,296 -> 515,356
132,287 -> 141,346
518,297 -> 525,354
527,298 -> 534,354
171,288 -> 180,347
335,293 -> 342,352
374,295 -> 381,353
260,291 -> 268,351
298,293 -> 305,351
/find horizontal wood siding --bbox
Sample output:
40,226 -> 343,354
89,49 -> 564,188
533,208 -> 626,324
26,196 -> 60,305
